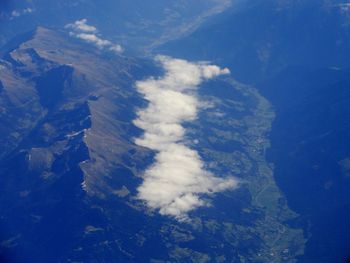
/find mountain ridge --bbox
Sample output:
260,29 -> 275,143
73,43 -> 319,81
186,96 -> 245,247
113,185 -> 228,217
0,26 -> 305,262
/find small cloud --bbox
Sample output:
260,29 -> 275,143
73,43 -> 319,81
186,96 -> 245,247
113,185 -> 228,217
10,8 -> 33,19
23,8 -> 33,14
134,56 -> 237,221
66,19 -> 123,54
73,33 -> 111,49
65,19 -> 97,33
109,44 -> 124,53
11,10 -> 20,17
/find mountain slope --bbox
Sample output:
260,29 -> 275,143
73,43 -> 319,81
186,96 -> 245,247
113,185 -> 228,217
0,27 -> 304,262
160,0 -> 350,83
159,1 -> 350,262
0,0 -> 232,53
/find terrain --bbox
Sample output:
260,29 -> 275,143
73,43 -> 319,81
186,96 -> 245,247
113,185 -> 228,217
0,27 -> 304,262
1,0 -> 350,262
160,0 -> 350,262
0,0 -> 232,53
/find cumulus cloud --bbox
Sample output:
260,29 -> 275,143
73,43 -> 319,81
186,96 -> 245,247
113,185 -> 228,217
134,56 -> 238,220
71,32 -> 110,48
65,18 -> 97,33
65,19 -> 123,54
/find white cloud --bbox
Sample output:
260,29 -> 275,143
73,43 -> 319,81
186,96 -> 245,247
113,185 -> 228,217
109,44 -> 124,53
65,19 -> 97,33
73,33 -> 111,48
10,8 -> 33,19
338,3 -> 350,12
66,19 -> 123,54
134,56 -> 237,220
11,10 -> 20,17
